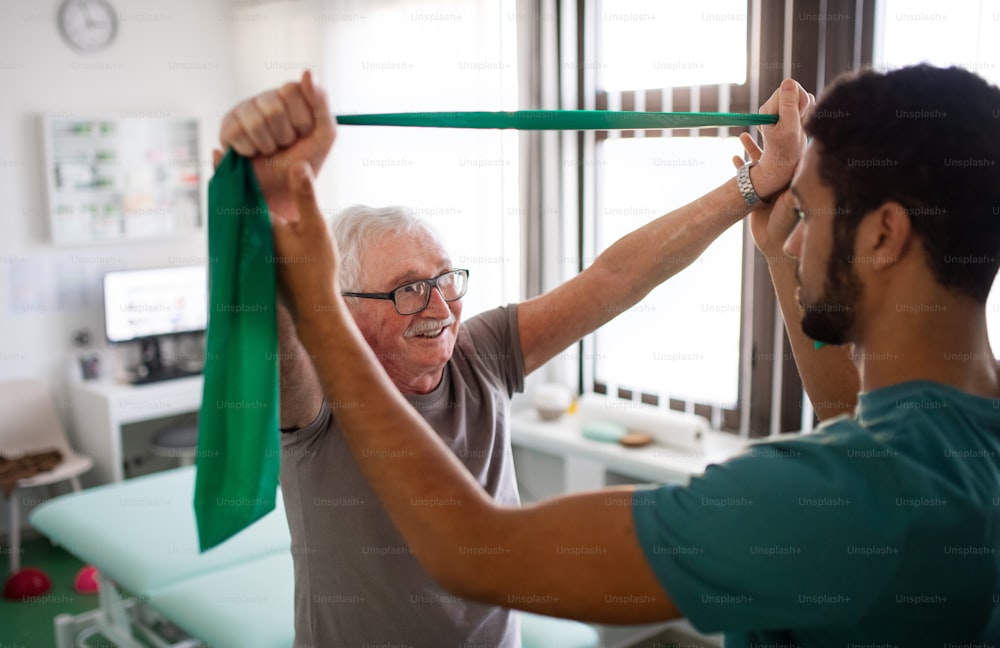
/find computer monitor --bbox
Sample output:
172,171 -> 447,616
103,265 -> 208,383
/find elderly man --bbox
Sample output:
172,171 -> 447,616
219,72 -> 809,646
269,65 -> 1000,645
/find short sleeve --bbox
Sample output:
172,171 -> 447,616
458,304 -> 525,396
631,426 -> 906,633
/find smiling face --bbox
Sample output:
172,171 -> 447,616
784,145 -> 865,346
346,229 -> 463,394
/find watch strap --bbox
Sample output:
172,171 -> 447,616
737,161 -> 761,209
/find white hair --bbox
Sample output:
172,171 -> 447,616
330,205 -> 443,293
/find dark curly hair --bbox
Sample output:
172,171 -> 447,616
805,64 -> 1000,302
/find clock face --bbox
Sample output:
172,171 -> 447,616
58,0 -> 118,53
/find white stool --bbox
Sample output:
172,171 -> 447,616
151,422 -> 199,467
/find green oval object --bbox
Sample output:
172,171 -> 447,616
581,420 -> 629,443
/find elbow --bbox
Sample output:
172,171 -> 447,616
432,554 -> 509,609
410,543 -> 496,606
432,559 -> 485,602
413,508 -> 508,606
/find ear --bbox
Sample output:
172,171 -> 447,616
854,201 -> 911,272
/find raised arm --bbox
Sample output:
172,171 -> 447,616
739,128 -> 860,421
519,79 -> 810,374
216,70 -> 336,428
275,304 -> 323,428
271,164 -> 679,623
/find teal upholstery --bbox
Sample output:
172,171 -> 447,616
32,467 -> 602,648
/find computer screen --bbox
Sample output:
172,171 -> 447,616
103,265 -> 208,344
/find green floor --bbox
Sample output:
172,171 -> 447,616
0,535 -> 100,648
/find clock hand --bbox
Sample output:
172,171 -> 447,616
77,0 -> 94,27
80,0 -> 98,27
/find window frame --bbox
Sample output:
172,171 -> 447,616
548,0 -> 875,436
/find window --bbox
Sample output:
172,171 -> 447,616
598,0 -> 747,91
875,0 -> 1000,352
320,0 -> 520,318
594,137 -> 744,407
579,0 -> 749,427
560,0 -> 877,435
875,0 -> 1000,86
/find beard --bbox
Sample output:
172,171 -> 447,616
798,240 -> 863,346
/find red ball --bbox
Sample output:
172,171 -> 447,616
74,565 -> 99,594
3,568 -> 52,600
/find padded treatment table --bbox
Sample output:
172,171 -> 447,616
30,466 -> 292,648
30,466 -> 599,648
150,551 -> 294,648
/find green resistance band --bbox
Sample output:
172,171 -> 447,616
195,150 -> 280,552
336,110 -> 778,130
194,109 -> 777,550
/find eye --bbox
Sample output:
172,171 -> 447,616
792,207 -> 806,222
397,282 -> 422,295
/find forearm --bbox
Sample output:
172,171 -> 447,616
594,176 -> 747,312
765,254 -> 859,420
276,303 -> 324,429
293,297 -> 678,622
519,176 -> 750,373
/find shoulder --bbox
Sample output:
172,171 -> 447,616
455,304 -> 521,366
453,304 -> 525,395
459,304 -> 519,343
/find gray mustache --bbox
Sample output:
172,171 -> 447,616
404,317 -> 455,337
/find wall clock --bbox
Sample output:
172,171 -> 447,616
58,0 -> 118,53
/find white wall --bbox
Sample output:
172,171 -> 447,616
0,0 -> 243,403
0,0 -> 353,542
0,1 -> 249,540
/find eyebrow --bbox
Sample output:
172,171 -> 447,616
789,185 -> 809,208
385,265 -> 453,289
386,270 -> 424,287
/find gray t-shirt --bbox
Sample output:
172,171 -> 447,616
280,304 -> 525,648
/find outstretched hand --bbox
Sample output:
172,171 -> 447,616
270,161 -> 341,323
741,78 -> 814,200
216,70 -> 336,222
731,147 -> 800,265
732,78 -> 813,263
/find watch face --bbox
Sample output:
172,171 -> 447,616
59,0 -> 118,53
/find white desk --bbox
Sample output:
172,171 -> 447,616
510,409 -> 741,648
68,384 -> 747,488
68,376 -> 203,484
510,408 -> 749,491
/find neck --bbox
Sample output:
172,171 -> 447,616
390,366 -> 445,395
853,296 -> 1000,399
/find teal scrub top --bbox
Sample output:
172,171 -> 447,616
633,381 -> 1000,646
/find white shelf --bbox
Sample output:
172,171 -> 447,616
510,409 -> 748,488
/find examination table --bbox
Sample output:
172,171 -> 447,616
29,466 -> 600,648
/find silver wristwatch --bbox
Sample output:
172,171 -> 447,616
737,161 -> 761,209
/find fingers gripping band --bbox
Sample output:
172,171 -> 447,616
336,110 -> 778,130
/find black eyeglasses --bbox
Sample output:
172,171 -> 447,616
343,269 -> 469,315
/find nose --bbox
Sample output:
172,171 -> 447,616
783,220 -> 803,259
422,286 -> 452,317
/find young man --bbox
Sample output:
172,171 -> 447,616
269,64 -> 1000,645
218,73 -> 809,646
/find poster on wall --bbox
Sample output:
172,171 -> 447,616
40,115 -> 202,245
